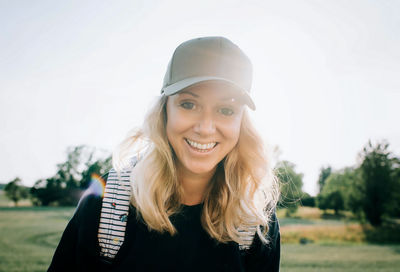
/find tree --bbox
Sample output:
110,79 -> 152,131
389,166 -> 400,218
30,177 -> 65,206
355,140 -> 399,226
325,191 -> 344,215
300,192 -> 315,207
4,177 -> 28,206
275,160 -> 304,216
80,156 -> 112,189
317,166 -> 332,194
30,145 -> 112,206
317,167 -> 357,214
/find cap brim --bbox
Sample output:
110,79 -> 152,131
161,76 -> 256,110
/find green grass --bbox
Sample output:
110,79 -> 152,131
282,244 -> 400,272
0,207 -> 74,272
0,206 -> 399,271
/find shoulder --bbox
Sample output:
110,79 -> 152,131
101,172 -> 109,182
266,211 -> 280,247
73,172 -> 109,223
242,210 -> 281,271
73,193 -> 103,224
255,210 -> 280,251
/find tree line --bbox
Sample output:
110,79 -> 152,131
3,140 -> 400,227
4,145 -> 111,206
276,140 -> 400,227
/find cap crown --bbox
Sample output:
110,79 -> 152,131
161,36 -> 255,110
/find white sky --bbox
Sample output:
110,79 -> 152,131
1,0 -> 399,196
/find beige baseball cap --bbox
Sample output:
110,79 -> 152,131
161,36 -> 255,110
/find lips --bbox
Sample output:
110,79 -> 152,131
185,138 -> 217,152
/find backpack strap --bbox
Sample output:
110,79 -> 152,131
97,156 -> 256,257
238,226 -> 257,250
98,157 -> 138,260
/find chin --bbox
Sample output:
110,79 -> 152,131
185,161 -> 218,176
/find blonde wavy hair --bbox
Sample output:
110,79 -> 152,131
112,94 -> 280,246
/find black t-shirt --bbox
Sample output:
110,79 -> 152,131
48,194 -> 280,272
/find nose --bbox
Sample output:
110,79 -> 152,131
193,110 -> 216,136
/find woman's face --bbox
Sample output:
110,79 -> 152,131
166,81 -> 245,178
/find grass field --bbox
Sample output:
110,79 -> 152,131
0,202 -> 399,271
282,243 -> 400,272
0,206 -> 74,272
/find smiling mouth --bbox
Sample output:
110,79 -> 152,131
185,138 -> 218,152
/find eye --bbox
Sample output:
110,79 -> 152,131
180,102 -> 196,110
219,107 -> 234,116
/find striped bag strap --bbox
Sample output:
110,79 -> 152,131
98,158 -> 137,260
237,226 -> 257,250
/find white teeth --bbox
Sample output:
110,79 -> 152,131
186,139 -> 216,150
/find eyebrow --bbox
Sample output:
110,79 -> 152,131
179,90 -> 199,97
179,90 -> 241,102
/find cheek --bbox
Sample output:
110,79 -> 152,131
222,118 -> 242,144
166,110 -> 189,137
165,101 -> 191,146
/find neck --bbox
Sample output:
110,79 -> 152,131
177,165 -> 217,206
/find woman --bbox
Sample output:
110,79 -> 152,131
48,36 -> 281,272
